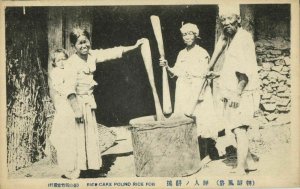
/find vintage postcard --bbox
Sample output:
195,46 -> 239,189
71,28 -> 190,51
0,0 -> 299,188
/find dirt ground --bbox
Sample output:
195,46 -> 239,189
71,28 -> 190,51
9,122 -> 291,179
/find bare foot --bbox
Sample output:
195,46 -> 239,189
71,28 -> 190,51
245,154 -> 258,171
245,160 -> 257,172
64,169 -> 80,179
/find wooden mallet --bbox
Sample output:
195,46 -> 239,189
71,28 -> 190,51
150,15 -> 172,115
140,38 -> 165,121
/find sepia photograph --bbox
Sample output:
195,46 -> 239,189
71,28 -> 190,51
0,0 -> 299,188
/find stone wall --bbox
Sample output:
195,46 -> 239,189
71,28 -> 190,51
255,37 -> 291,126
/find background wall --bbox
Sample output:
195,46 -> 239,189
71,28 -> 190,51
254,4 -> 291,126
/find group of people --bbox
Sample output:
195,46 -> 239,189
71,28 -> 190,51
49,4 -> 260,179
160,4 -> 260,175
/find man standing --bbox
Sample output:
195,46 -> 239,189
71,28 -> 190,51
209,4 -> 260,174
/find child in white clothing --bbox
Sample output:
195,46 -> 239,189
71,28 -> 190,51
49,49 -> 80,179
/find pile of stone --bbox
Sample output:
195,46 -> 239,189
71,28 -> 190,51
255,37 -> 291,126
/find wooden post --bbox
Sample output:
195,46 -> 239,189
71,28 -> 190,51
47,8 -> 63,101
47,7 -> 63,164
240,5 -> 255,38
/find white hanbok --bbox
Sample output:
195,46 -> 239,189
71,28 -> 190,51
170,45 -> 220,137
50,46 -> 124,172
49,67 -> 77,172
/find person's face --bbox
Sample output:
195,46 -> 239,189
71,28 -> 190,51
182,31 -> 196,47
220,13 -> 240,37
54,53 -> 67,69
74,35 -> 91,55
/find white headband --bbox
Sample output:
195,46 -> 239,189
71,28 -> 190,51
218,4 -> 240,16
180,23 -> 199,37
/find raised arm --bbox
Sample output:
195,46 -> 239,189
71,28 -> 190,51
123,38 -> 146,54
94,38 -> 147,63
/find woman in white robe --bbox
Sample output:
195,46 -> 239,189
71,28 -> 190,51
51,28 -> 145,179
160,23 -> 220,138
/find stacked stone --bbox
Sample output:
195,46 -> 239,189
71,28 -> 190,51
255,37 -> 291,125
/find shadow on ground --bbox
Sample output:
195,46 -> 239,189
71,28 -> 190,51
79,152 -> 133,178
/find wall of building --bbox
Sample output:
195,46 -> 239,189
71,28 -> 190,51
254,4 -> 291,126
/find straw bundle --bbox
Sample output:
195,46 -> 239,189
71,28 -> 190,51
6,10 -> 55,172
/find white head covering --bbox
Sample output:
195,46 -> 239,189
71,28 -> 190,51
180,23 -> 199,37
218,3 -> 240,16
